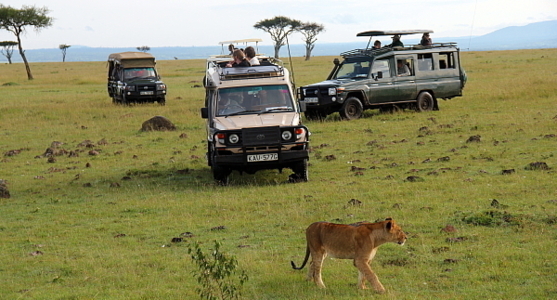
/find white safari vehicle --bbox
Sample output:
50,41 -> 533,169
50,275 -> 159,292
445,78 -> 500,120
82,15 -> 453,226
201,42 -> 310,185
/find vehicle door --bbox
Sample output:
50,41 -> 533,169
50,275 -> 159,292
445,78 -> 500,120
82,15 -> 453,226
366,58 -> 395,104
394,55 -> 418,101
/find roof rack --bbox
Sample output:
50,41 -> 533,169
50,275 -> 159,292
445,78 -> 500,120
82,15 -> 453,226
218,65 -> 285,81
340,42 -> 459,59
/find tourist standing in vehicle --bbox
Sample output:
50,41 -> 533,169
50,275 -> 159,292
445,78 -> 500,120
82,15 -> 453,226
420,33 -> 432,46
226,49 -> 251,67
390,35 -> 404,47
373,40 -> 381,49
245,46 -> 260,65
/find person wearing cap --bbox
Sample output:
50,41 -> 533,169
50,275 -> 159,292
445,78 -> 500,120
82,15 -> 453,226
420,33 -> 432,46
390,35 -> 404,47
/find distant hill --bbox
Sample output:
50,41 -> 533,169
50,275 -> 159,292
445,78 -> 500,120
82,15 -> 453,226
2,20 -> 556,63
446,20 -> 557,50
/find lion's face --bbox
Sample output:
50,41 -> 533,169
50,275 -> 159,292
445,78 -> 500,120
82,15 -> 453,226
386,219 -> 407,245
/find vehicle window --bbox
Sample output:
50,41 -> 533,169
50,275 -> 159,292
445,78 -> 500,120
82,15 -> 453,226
371,59 -> 391,80
124,67 -> 156,79
439,52 -> 455,69
396,58 -> 414,77
417,53 -> 434,71
335,61 -> 371,79
217,85 -> 294,116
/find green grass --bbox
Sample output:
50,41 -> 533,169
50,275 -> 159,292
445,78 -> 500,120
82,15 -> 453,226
1,49 -> 556,299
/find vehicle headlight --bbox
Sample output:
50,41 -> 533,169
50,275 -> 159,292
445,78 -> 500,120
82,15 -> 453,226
302,88 -> 307,96
328,88 -> 336,95
229,134 -> 239,144
125,85 -> 136,91
157,84 -> 166,91
281,130 -> 293,141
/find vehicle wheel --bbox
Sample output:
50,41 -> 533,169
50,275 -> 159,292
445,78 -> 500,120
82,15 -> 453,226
289,159 -> 308,183
158,97 -> 166,106
212,165 -> 231,186
122,95 -> 129,105
415,92 -> 435,112
304,110 -> 325,121
112,96 -> 118,104
339,97 -> 363,120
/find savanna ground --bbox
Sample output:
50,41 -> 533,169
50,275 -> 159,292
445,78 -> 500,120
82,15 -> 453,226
0,48 -> 556,299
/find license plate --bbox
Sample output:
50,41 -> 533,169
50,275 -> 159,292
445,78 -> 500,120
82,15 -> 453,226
247,153 -> 278,162
304,97 -> 318,103
140,91 -> 154,95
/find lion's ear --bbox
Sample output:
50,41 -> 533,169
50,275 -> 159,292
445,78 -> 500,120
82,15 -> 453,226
385,219 -> 392,230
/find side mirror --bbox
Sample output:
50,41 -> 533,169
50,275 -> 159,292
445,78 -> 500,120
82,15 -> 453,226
333,58 -> 340,66
201,107 -> 208,119
377,71 -> 383,79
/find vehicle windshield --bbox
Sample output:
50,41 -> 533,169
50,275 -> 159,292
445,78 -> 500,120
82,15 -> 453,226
124,67 -> 156,79
334,60 -> 371,80
216,85 -> 294,117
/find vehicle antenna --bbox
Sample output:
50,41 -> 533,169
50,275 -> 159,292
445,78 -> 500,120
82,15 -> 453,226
467,0 -> 479,50
285,28 -> 296,91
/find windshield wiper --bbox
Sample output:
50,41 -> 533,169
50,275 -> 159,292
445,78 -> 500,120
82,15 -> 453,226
263,107 -> 292,112
223,110 -> 260,117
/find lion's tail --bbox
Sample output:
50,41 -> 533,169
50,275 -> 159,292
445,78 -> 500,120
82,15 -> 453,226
290,246 -> 310,270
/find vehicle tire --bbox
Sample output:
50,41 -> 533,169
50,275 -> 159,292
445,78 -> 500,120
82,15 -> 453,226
289,159 -> 308,183
415,92 -> 435,112
212,165 -> 231,186
122,95 -> 129,105
339,97 -> 363,120
304,109 -> 325,121
158,97 -> 166,106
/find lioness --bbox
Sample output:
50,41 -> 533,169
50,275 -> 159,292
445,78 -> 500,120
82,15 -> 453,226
290,218 -> 407,293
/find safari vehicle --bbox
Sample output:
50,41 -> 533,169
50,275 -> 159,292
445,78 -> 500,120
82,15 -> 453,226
201,49 -> 310,185
298,30 -> 467,120
107,52 -> 167,105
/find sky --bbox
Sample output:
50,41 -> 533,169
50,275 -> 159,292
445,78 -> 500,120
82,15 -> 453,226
1,0 -> 556,50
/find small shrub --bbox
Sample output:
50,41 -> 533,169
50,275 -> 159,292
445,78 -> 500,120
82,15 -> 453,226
187,240 -> 248,300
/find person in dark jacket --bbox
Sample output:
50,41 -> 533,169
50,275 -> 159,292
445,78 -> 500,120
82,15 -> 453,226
390,35 -> 404,47
226,49 -> 251,67
420,33 -> 432,46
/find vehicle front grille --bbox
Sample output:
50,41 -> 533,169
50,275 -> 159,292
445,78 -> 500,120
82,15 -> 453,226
137,84 -> 156,91
242,126 -> 280,146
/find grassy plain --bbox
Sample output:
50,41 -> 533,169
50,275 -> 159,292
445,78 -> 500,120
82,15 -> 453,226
0,49 -> 556,299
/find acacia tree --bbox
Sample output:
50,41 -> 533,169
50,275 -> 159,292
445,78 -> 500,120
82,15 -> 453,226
59,44 -> 70,62
254,16 -> 301,58
0,5 -> 53,80
299,22 -> 325,61
137,46 -> 150,52
0,41 -> 17,63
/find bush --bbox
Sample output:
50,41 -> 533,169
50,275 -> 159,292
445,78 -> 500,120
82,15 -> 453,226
187,240 -> 249,300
